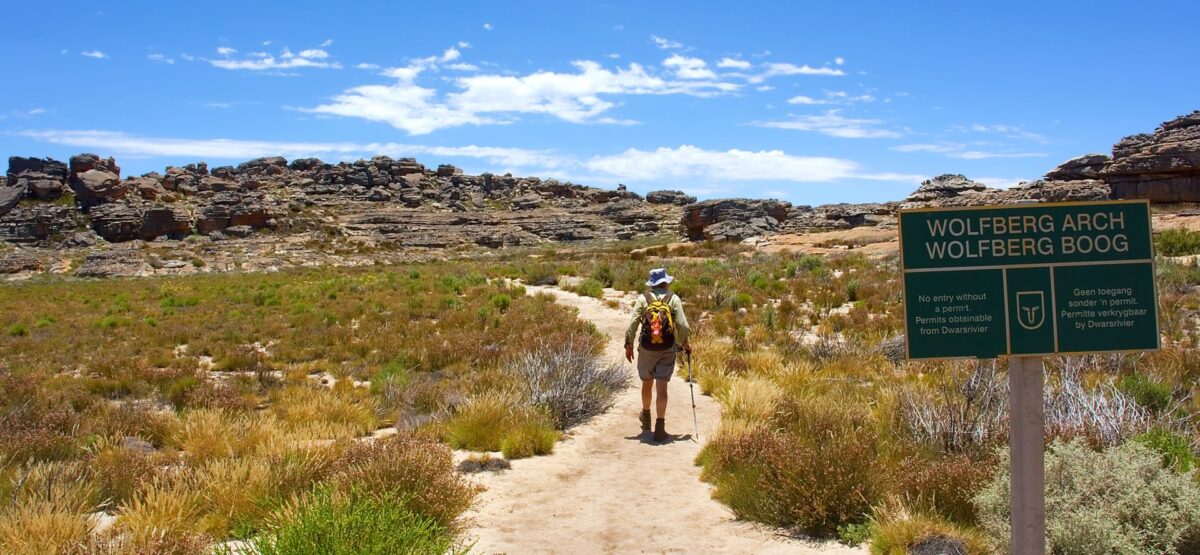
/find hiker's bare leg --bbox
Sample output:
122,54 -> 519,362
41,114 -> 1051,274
655,379 -> 668,419
641,378 -> 653,411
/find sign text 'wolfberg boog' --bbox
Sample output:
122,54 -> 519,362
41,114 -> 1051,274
899,200 -> 1159,359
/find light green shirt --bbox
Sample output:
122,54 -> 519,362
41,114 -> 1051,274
625,286 -> 691,348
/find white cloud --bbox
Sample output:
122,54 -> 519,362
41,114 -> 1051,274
787,95 -> 827,105
755,110 -> 900,139
439,47 -> 460,62
835,56 -> 845,65
147,53 -> 175,64
16,129 -> 566,169
355,63 -> 380,70
892,143 -> 962,154
756,85 -> 774,91
457,41 -> 471,48
605,53 -> 621,59
976,177 -> 1029,189
951,150 -> 1047,160
483,22 -> 493,30
586,145 -> 856,182
650,35 -> 683,50
207,45 -> 341,71
584,145 -> 919,184
716,57 -> 751,70
445,63 -> 479,71
27,108 -> 46,115
662,54 -> 715,79
81,50 -> 107,59
297,49 -> 329,59
965,123 -> 1047,143
320,39 -> 334,47
892,142 -> 1046,159
753,63 -> 844,81
307,51 -> 741,135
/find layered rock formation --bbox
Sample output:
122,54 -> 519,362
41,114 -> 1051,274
0,154 -> 674,250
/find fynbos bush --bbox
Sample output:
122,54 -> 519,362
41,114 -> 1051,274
508,340 -> 627,430
975,438 -> 1200,554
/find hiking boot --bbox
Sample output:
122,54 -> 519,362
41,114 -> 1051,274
653,418 -> 668,442
640,409 -> 651,432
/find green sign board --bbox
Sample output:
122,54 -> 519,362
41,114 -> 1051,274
899,200 -> 1159,359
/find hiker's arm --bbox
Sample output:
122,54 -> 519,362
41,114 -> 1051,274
624,296 -> 645,349
672,296 -> 691,350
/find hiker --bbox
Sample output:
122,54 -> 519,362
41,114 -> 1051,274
625,268 -> 691,442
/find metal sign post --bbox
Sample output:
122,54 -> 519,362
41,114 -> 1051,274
897,199 -> 1160,554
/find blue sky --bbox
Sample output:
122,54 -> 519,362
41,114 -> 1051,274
1,1 -> 1197,204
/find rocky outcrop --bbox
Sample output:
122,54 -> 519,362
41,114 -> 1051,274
90,202 -> 192,242
0,205 -> 82,243
904,174 -> 989,204
0,252 -> 42,274
69,154 -> 126,208
681,199 -> 791,240
1045,154 -> 1108,181
1102,111 -> 1200,202
7,156 -> 68,201
646,190 -> 696,205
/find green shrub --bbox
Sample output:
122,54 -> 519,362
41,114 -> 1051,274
245,488 -> 454,555
500,419 -> 560,459
489,293 -> 513,313
573,278 -> 604,299
838,522 -> 873,546
1118,373 -> 1172,413
6,323 -> 28,337
1134,427 -> 1197,472
974,438 -> 1200,554
1156,228 -> 1200,257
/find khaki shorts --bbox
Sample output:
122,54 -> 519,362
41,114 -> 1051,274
637,346 -> 677,381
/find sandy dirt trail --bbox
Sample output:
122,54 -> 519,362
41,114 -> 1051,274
462,285 -> 865,554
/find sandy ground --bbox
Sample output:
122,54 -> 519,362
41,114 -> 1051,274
462,285 -> 864,554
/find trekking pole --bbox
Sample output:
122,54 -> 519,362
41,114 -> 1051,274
686,350 -> 699,442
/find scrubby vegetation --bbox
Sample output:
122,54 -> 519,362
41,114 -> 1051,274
7,226 -> 1200,552
0,262 -> 621,551
508,238 -> 1200,552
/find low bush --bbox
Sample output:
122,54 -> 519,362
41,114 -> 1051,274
245,488 -> 454,555
1156,227 -> 1200,257
1118,372 -> 1173,413
974,438 -> 1200,554
1133,427 -> 1197,472
698,396 -> 884,536
869,500 -> 992,555
508,340 -> 627,429
573,278 -> 605,298
500,418 -> 560,459
329,432 -> 478,530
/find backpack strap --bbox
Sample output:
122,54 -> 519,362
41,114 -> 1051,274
643,291 -> 655,305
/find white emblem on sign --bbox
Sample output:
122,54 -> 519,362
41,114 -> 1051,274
1016,291 -> 1045,330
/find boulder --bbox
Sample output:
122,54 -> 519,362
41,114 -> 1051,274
7,157 -> 68,201
8,156 -> 69,179
1045,153 -> 1109,181
0,183 -> 25,218
237,156 -> 288,177
646,190 -> 697,205
68,153 -> 120,177
75,249 -> 152,278
0,252 -> 42,274
511,192 -> 544,210
436,164 -> 462,177
70,169 -> 128,207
